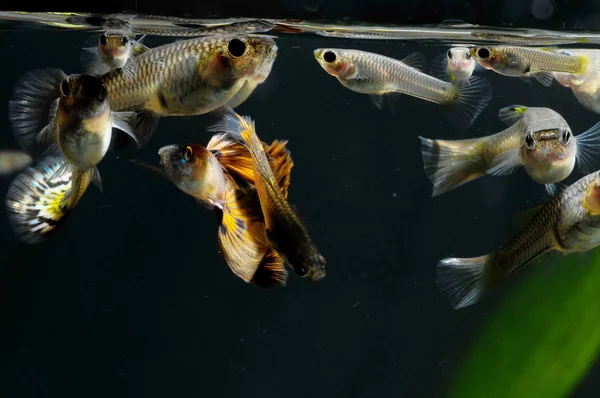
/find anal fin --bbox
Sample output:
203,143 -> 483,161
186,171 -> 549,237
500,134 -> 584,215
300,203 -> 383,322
251,249 -> 288,288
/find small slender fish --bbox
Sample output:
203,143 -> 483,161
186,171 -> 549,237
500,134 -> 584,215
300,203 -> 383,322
0,150 -> 32,176
140,132 -> 294,288
470,45 -> 600,87
313,48 -> 492,130
80,30 -> 149,79
101,34 -> 278,141
6,69 -> 142,243
430,46 -> 480,83
208,107 -> 327,281
420,105 -> 600,196
134,20 -> 276,37
437,169 -> 600,309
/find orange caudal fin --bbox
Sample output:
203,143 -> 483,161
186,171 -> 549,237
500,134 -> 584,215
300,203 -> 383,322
216,178 -> 287,288
208,132 -> 294,196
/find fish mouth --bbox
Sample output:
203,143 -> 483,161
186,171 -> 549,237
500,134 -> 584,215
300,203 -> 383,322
306,267 -> 326,281
158,145 -> 183,171
313,48 -> 323,60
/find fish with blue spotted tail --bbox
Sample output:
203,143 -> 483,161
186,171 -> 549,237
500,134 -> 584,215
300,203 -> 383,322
9,70 -> 143,217
5,155 -> 73,243
208,107 -> 326,281
313,48 -> 492,130
437,170 -> 600,309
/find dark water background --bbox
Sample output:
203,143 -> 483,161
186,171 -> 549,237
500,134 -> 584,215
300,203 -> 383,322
1,29 -> 600,397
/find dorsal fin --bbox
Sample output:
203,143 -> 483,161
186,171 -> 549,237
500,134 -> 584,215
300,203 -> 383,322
264,139 -> 294,198
207,133 -> 293,195
207,132 -> 255,183
401,52 -> 427,72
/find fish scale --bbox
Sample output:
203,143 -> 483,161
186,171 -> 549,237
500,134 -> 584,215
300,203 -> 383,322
493,194 -> 563,274
437,170 -> 600,309
350,50 -> 456,103
102,35 -> 276,114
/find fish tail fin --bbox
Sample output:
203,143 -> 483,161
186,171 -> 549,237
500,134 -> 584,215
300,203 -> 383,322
208,132 -> 294,196
208,106 -> 274,181
577,52 -> 600,86
441,76 -> 492,130
436,254 -> 504,309
575,121 -> 600,173
207,132 -> 256,183
8,68 -> 66,154
430,52 -> 451,81
418,135 -> 487,196
5,155 -> 74,243
80,46 -> 111,76
252,249 -> 288,288
217,181 -> 287,287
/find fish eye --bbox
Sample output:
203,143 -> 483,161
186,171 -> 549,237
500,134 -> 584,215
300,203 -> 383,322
477,47 -> 490,59
447,49 -> 453,60
59,80 -> 70,97
228,38 -> 247,58
184,146 -> 194,162
121,36 -> 129,46
525,133 -> 535,149
323,51 -> 336,63
99,34 -> 107,46
562,130 -> 571,143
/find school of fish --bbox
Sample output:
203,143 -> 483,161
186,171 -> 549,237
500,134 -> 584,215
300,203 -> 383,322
4,22 -> 600,307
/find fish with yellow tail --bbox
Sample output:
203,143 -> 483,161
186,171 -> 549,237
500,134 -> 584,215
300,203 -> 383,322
438,169 -> 600,309
101,34 -> 278,142
80,30 -> 149,79
135,133 -> 293,288
5,155 -> 73,243
470,45 -> 600,87
313,48 -> 492,130
6,69 -> 143,242
419,105 -> 600,196
208,107 -> 326,281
